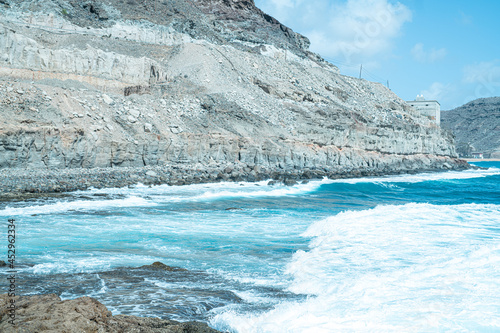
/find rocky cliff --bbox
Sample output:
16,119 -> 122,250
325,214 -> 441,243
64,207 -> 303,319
0,0 -> 467,188
441,97 -> 500,158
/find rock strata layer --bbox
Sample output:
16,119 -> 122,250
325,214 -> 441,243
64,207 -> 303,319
0,294 -> 220,333
0,0 -> 468,194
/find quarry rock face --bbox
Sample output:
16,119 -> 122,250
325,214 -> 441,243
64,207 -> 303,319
0,0 -> 464,178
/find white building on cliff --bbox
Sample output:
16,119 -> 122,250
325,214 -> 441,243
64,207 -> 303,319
407,95 -> 441,125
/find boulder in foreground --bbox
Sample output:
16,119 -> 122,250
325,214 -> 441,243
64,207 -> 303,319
0,294 -> 220,333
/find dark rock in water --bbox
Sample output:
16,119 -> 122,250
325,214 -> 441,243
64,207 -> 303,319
267,180 -> 277,186
14,264 -> 245,322
283,178 -> 298,186
0,261 -> 6,267
225,207 -> 242,211
0,294 -> 221,332
301,180 -> 309,184
140,261 -> 189,272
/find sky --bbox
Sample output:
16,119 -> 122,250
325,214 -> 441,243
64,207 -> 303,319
254,0 -> 500,110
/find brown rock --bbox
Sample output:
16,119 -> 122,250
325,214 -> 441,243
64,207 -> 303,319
0,294 -> 110,332
140,261 -> 189,272
0,294 -> 220,333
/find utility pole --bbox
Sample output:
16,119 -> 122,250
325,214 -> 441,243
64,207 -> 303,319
387,80 -> 390,89
359,64 -> 362,79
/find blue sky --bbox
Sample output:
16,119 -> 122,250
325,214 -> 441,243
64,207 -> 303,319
254,0 -> 500,110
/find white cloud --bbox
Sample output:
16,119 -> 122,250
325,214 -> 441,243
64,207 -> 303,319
416,81 -> 457,110
255,0 -> 412,65
462,60 -> 500,84
419,60 -> 500,110
461,60 -> 500,104
256,0 -> 305,22
266,0 -> 304,9
459,11 -> 473,26
421,82 -> 451,101
312,0 -> 412,64
411,43 -> 447,63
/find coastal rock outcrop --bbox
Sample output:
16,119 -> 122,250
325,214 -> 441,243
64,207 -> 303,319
0,294 -> 220,332
0,0 -> 467,194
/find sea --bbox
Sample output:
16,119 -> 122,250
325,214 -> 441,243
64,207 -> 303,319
1,161 -> 499,332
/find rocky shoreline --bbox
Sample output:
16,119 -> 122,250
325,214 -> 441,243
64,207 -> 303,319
0,156 -> 471,199
1,0 -> 466,184
0,293 -> 221,333
0,262 -> 225,332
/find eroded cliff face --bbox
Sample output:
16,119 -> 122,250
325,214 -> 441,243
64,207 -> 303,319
0,0 -> 463,176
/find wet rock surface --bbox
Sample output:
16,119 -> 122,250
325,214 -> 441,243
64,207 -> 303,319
0,293 -> 221,332
0,261 -> 302,330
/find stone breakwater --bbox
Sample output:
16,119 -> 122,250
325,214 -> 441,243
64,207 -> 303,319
0,154 -> 470,197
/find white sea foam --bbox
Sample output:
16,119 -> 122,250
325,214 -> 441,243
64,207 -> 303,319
80,168 -> 499,203
191,182 -> 322,200
145,278 -> 182,290
11,169 -> 493,217
213,203 -> 500,332
330,166 -> 500,184
4,168 -> 491,217
77,181 -> 272,198
25,254 -> 157,275
207,268 -> 291,289
74,178 -> 332,203
0,196 -> 156,216
230,290 -> 277,304
29,259 -> 112,275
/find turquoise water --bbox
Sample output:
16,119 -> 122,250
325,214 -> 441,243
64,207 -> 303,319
1,162 -> 499,332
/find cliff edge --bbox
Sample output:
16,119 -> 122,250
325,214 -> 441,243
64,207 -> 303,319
0,0 -> 468,193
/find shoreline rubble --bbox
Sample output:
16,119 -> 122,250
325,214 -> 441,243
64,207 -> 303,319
0,157 -> 471,199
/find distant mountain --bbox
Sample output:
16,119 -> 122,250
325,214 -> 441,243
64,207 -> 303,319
441,97 -> 500,158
